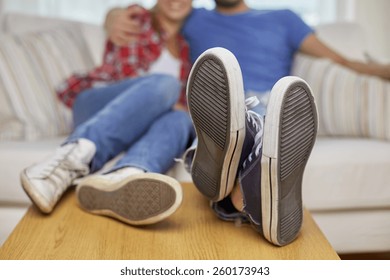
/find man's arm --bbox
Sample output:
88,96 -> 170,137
300,34 -> 390,80
104,6 -> 143,46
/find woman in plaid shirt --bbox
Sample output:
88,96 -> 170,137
21,0 -> 194,226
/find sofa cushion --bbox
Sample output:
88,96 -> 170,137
0,27 -> 95,140
303,137 -> 390,210
0,137 -> 192,204
0,138 -> 64,203
292,54 -> 390,140
312,209 -> 390,253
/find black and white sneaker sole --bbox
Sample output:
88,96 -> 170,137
261,76 -> 318,246
187,47 -> 246,202
76,173 -> 183,225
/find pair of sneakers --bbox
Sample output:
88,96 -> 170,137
187,47 -> 318,246
20,140 -> 183,225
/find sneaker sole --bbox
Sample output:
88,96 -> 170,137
187,47 -> 246,201
261,76 -> 318,246
76,173 -> 183,225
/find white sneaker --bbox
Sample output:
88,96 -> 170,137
76,170 -> 183,226
20,138 -> 96,213
92,167 -> 145,181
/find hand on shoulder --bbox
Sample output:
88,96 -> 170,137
104,5 -> 145,46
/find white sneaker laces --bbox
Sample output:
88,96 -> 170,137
39,144 -> 88,179
243,97 -> 264,169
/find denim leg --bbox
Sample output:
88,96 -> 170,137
113,110 -> 194,174
245,90 -> 270,117
72,77 -> 157,128
66,74 -> 181,172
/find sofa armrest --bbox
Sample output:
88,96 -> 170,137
292,54 -> 390,140
315,22 -> 368,62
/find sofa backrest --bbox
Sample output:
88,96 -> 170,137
1,12 -> 106,66
292,22 -> 390,141
1,14 -> 388,142
0,13 -> 104,141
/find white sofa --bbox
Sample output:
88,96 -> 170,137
1,13 -> 390,254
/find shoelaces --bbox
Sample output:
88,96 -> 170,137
39,144 -> 87,179
243,97 -> 264,169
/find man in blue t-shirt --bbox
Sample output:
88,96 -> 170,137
105,0 -> 390,247
182,7 -> 314,95
106,1 -> 390,90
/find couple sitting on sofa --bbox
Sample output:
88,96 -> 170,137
20,0 -> 390,247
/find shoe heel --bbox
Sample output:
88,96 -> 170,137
76,174 -> 183,225
263,76 -> 318,246
187,48 -> 245,201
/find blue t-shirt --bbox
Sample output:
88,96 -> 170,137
182,8 -> 314,92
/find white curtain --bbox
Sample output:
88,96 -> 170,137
2,0 -> 153,24
2,0 -> 338,26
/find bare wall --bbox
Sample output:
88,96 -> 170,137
355,0 -> 390,62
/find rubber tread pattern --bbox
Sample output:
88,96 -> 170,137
78,179 -> 176,221
279,85 -> 316,243
188,56 -> 231,200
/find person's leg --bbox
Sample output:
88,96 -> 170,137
67,74 -> 181,172
114,110 -> 194,173
21,74 -> 180,214
75,110 -> 194,225
72,77 -> 157,128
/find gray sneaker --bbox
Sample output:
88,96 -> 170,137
76,171 -> 183,225
234,108 -> 264,229
187,47 -> 246,202
240,76 -> 318,246
210,98 -> 260,223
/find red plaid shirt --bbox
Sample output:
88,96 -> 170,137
57,5 -> 191,108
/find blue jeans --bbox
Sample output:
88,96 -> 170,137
66,74 -> 194,174
245,90 -> 270,117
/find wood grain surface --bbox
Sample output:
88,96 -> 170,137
0,183 -> 339,260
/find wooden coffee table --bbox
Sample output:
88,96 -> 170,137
0,183 -> 339,260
